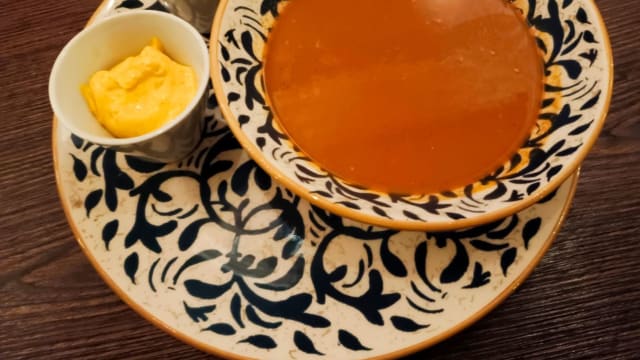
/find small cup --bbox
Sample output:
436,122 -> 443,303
160,0 -> 220,34
49,10 -> 210,163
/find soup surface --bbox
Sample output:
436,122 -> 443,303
264,0 -> 542,194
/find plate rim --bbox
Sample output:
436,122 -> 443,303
51,1 -> 581,358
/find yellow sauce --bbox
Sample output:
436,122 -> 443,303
81,38 -> 197,138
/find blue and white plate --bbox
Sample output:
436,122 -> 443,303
54,1 -> 579,359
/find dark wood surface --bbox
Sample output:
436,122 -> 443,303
1,0 -> 638,359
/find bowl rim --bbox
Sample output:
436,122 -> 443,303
209,0 -> 614,231
48,9 -> 210,147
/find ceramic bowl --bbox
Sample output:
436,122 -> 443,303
210,0 -> 612,231
49,10 -> 210,163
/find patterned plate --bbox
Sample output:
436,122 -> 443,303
53,1 -> 578,359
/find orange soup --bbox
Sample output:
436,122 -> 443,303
264,0 -> 542,194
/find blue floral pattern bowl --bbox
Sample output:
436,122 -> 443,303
211,0 -> 612,231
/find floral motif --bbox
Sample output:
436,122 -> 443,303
70,115 -> 552,353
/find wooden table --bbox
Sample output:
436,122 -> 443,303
1,0 -> 638,358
